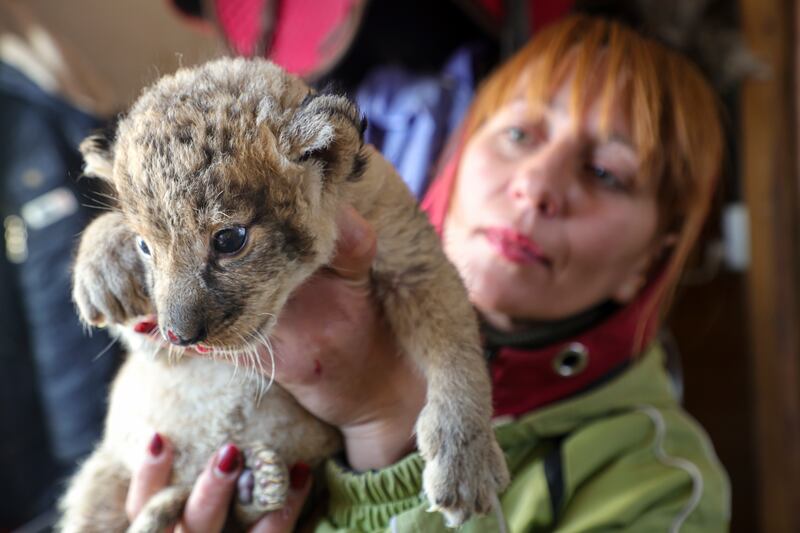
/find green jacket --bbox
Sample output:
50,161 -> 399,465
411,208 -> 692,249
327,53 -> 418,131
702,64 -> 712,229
313,345 -> 730,532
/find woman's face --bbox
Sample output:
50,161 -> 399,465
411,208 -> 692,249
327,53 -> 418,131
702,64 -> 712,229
444,79 -> 663,328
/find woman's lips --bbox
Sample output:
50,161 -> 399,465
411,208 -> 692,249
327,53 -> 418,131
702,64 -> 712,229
483,227 -> 551,267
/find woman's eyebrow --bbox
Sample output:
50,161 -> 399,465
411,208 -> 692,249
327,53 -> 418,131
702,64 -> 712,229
595,137 -> 640,174
604,133 -> 635,151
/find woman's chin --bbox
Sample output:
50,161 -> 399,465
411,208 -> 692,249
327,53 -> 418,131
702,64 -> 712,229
469,277 -> 594,325
469,285 -> 540,324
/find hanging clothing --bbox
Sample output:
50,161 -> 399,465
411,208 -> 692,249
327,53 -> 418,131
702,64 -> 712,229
355,46 -> 479,197
0,3 -> 120,528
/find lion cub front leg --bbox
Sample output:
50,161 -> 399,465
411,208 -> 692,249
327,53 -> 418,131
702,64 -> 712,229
72,211 -> 152,327
126,485 -> 191,533
373,212 -> 510,527
58,448 -> 131,533
384,278 -> 510,526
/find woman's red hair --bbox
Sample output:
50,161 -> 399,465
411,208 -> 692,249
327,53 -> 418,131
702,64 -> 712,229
456,14 -> 724,325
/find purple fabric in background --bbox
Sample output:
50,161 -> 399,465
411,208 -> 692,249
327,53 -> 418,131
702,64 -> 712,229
355,46 -> 479,198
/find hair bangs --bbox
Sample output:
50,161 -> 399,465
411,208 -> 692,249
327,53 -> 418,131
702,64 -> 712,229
461,14 -> 724,318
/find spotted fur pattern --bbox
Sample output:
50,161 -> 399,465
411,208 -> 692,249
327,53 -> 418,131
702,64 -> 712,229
61,57 -> 509,532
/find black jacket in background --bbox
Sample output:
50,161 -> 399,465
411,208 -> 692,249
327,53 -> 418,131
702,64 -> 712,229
0,62 -> 121,529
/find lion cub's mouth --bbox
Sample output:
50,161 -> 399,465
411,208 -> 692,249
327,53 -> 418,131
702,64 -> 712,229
130,317 -> 273,357
131,318 -> 213,355
129,316 -> 277,394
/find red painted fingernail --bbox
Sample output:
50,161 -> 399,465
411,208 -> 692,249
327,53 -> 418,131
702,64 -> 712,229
134,320 -> 158,334
215,444 -> 241,475
195,344 -> 211,354
289,462 -> 311,490
167,329 -> 180,344
148,433 -> 163,457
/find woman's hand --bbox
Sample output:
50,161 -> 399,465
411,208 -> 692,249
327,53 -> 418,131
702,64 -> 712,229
126,434 -> 312,533
268,206 -> 427,470
126,207 -> 427,531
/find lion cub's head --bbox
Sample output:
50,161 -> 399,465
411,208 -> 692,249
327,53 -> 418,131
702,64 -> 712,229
81,57 -> 367,350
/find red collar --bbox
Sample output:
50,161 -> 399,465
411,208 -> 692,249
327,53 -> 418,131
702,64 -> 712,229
487,281 -> 660,417
421,150 -> 663,417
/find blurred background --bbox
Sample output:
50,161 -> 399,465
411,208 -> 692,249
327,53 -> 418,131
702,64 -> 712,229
1,1 -> 798,532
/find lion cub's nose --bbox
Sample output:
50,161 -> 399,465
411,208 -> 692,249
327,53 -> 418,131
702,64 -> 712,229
165,326 -> 207,347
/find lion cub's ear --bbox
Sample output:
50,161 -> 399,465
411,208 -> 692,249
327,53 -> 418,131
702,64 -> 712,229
79,134 -> 115,182
279,93 -> 368,183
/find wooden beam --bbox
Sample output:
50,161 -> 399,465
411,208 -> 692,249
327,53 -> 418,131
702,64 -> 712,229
739,0 -> 800,532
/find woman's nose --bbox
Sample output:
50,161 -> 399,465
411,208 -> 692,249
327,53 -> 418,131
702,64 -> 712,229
510,161 -> 570,217
511,178 -> 562,216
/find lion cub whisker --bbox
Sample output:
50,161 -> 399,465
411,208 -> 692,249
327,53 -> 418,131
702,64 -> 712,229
91,337 -> 120,362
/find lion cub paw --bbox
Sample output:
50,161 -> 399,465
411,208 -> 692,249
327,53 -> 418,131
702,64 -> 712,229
234,445 -> 289,524
417,404 -> 510,528
72,213 -> 151,327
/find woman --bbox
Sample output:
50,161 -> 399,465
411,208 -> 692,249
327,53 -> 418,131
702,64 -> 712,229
127,14 -> 730,532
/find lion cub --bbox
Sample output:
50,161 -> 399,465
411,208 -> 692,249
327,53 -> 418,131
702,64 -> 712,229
60,57 -> 509,532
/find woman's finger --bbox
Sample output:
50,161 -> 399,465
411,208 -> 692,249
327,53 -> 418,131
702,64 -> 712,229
126,433 -> 174,520
249,463 -> 313,533
178,444 -> 243,533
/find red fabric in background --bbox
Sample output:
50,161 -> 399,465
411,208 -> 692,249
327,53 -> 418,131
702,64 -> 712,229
529,0 -> 574,31
214,0 -> 266,55
268,0 -> 362,77
476,0 -> 574,31
212,0 -> 362,77
175,0 -> 576,77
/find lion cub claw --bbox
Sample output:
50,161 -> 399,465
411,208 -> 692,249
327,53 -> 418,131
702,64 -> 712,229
234,445 -> 289,524
417,402 -> 510,527
72,212 -> 150,327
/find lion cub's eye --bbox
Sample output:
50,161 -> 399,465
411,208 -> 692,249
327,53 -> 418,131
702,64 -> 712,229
136,236 -> 151,256
212,226 -> 248,255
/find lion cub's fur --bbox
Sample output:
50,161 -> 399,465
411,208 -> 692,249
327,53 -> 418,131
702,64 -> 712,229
61,57 -> 508,532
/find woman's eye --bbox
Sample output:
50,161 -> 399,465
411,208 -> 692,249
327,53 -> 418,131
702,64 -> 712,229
212,226 -> 248,255
136,237 -> 151,256
586,164 -> 628,192
506,127 -> 528,143
503,123 -> 546,149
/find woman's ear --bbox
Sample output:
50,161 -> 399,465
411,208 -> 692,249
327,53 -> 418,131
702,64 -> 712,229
79,134 -> 115,182
612,232 -> 678,304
